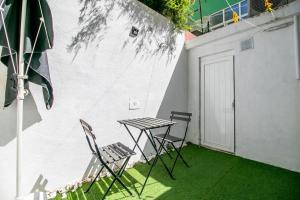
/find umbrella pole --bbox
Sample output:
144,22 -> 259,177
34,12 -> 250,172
16,0 -> 28,199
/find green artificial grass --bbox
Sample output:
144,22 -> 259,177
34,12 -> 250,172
52,145 -> 300,200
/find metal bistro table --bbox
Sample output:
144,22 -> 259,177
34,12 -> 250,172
118,117 -> 176,194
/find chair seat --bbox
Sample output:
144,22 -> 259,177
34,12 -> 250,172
154,134 -> 183,143
97,142 -> 136,164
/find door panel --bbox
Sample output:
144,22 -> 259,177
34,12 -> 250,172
201,55 -> 234,153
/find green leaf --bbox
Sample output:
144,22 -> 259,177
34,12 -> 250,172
138,0 -> 193,30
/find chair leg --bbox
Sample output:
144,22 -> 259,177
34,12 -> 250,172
144,130 -> 175,180
114,175 -> 132,196
172,143 -> 190,167
118,157 -> 130,177
91,162 -> 132,198
102,177 -> 117,200
85,165 -> 104,193
102,162 -> 132,196
170,142 -> 190,174
155,138 -> 173,159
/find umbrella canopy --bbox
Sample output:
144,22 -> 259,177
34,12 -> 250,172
0,0 -> 54,109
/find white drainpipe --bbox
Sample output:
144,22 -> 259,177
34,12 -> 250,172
294,15 -> 300,80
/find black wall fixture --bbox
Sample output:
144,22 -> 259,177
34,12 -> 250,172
129,26 -> 139,37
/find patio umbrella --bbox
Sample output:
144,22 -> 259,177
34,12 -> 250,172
0,0 -> 54,198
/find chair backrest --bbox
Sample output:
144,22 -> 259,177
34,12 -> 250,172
79,119 -> 98,154
170,111 -> 192,140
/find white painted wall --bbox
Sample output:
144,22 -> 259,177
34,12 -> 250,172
0,0 -> 188,199
186,1 -> 300,173
2,0 -> 299,199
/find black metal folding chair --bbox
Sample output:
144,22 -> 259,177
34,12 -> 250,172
80,119 -> 135,200
153,111 -> 192,175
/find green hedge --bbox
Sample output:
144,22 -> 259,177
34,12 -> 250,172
138,0 -> 192,30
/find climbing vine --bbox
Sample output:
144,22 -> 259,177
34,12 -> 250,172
138,0 -> 193,30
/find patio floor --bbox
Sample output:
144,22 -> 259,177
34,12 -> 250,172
52,144 -> 300,200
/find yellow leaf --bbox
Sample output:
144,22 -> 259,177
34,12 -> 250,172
233,12 -> 239,24
265,0 -> 273,12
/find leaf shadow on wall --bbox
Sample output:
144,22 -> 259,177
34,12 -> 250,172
118,0 -> 179,62
67,0 -> 115,60
68,0 -> 179,62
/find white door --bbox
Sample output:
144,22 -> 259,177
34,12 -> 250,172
200,54 -> 235,153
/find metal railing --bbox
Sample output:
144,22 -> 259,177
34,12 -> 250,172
208,0 -> 249,30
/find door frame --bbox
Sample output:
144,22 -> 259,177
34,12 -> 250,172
199,51 -> 236,154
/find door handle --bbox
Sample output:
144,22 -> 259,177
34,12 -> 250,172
232,100 -> 235,109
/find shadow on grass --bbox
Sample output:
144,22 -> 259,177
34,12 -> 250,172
53,170 -> 143,200
52,145 -> 300,200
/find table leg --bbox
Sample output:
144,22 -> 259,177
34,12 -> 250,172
154,137 -> 173,159
124,125 -> 150,165
145,128 -> 174,178
140,126 -> 175,195
149,129 -> 173,159
149,130 -> 157,148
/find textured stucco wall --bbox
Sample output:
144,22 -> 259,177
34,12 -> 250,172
0,0 -> 188,199
186,1 -> 300,173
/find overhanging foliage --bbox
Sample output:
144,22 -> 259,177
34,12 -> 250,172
138,0 -> 192,30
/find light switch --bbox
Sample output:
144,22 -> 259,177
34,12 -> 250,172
129,97 -> 140,110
